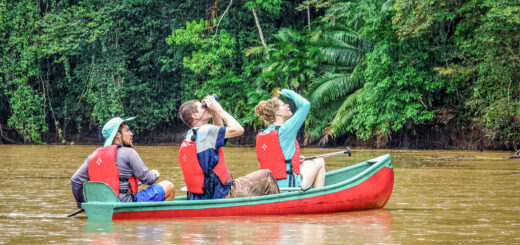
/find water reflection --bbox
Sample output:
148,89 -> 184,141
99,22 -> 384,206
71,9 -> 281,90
83,220 -> 166,244
82,209 -> 393,244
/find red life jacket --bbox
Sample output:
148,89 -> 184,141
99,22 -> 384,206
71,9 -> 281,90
88,145 -> 138,197
256,126 -> 301,180
178,138 -> 231,194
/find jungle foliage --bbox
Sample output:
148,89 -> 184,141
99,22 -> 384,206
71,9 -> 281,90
0,0 -> 518,149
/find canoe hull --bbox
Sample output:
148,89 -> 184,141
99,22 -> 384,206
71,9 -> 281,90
114,167 -> 393,220
82,154 -> 394,220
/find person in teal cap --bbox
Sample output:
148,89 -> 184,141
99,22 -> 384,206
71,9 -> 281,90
71,117 -> 175,208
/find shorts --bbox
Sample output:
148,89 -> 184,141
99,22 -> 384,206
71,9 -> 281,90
135,184 -> 165,202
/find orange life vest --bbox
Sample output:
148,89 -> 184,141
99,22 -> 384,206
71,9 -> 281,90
178,138 -> 231,194
256,126 -> 301,180
88,145 -> 138,197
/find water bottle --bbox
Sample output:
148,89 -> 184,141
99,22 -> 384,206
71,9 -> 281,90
202,94 -> 219,108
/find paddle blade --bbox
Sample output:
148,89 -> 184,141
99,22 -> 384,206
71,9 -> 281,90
66,209 -> 84,218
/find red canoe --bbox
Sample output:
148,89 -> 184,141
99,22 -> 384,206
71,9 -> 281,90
82,154 -> 394,220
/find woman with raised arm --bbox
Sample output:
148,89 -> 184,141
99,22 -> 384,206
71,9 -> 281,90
255,89 -> 325,189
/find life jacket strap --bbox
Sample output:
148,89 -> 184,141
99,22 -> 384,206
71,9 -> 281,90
182,128 -> 199,142
286,163 -> 295,187
118,177 -> 136,201
276,125 -> 295,186
191,128 -> 198,141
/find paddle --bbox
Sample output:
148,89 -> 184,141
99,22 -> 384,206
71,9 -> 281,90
180,186 -> 311,193
180,186 -> 311,192
66,208 -> 84,218
279,186 -> 312,192
301,146 -> 351,161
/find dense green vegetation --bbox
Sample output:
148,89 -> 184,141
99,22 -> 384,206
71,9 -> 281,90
0,0 -> 518,149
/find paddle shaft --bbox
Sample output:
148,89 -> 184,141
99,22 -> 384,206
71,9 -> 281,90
280,186 -> 312,192
181,186 -> 311,192
302,147 -> 351,161
66,209 -> 84,218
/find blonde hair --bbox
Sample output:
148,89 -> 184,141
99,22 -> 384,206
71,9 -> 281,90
255,98 -> 281,124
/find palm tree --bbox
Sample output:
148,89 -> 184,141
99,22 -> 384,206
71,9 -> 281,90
249,18 -> 372,144
258,28 -> 319,91
306,22 -> 372,144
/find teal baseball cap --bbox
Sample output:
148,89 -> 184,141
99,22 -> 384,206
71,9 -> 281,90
102,117 -> 136,147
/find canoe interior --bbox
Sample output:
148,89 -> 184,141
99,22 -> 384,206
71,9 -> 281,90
168,155 -> 390,201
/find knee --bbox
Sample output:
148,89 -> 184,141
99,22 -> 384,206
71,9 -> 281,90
160,181 -> 175,193
315,158 -> 325,168
262,169 -> 275,177
260,169 -> 276,180
259,169 -> 270,174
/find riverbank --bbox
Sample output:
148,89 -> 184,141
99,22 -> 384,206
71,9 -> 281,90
0,120 -> 511,151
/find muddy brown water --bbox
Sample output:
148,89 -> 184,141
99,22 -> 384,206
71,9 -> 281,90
0,145 -> 519,244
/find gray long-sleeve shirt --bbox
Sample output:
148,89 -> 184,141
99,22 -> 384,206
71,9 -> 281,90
70,146 -> 157,208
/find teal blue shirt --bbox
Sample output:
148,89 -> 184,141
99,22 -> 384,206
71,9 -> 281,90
263,89 -> 310,188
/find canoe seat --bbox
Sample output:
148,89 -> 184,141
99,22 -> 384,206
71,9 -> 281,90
84,181 -> 120,203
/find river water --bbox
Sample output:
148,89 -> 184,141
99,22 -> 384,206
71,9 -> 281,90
0,145 -> 518,244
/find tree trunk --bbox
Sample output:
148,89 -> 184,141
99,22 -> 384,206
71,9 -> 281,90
208,0 -> 220,31
215,0 -> 233,35
252,8 -> 267,49
307,5 -> 311,30
0,124 -> 15,143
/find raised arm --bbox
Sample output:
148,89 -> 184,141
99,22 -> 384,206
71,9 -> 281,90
211,106 -> 224,126
204,95 -> 244,138
279,89 -> 310,140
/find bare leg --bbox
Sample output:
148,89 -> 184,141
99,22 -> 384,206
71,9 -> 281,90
311,158 -> 325,188
300,158 -> 326,188
158,181 -> 175,201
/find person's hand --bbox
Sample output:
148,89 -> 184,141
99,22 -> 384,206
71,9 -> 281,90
276,90 -> 283,97
151,169 -> 160,179
203,95 -> 223,114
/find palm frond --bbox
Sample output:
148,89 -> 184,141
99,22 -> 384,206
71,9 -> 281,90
319,64 -> 355,73
309,72 -> 364,108
326,31 -> 372,53
273,28 -> 301,43
319,47 -> 363,67
245,46 -> 265,57
327,88 -> 363,137
305,99 -> 344,140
